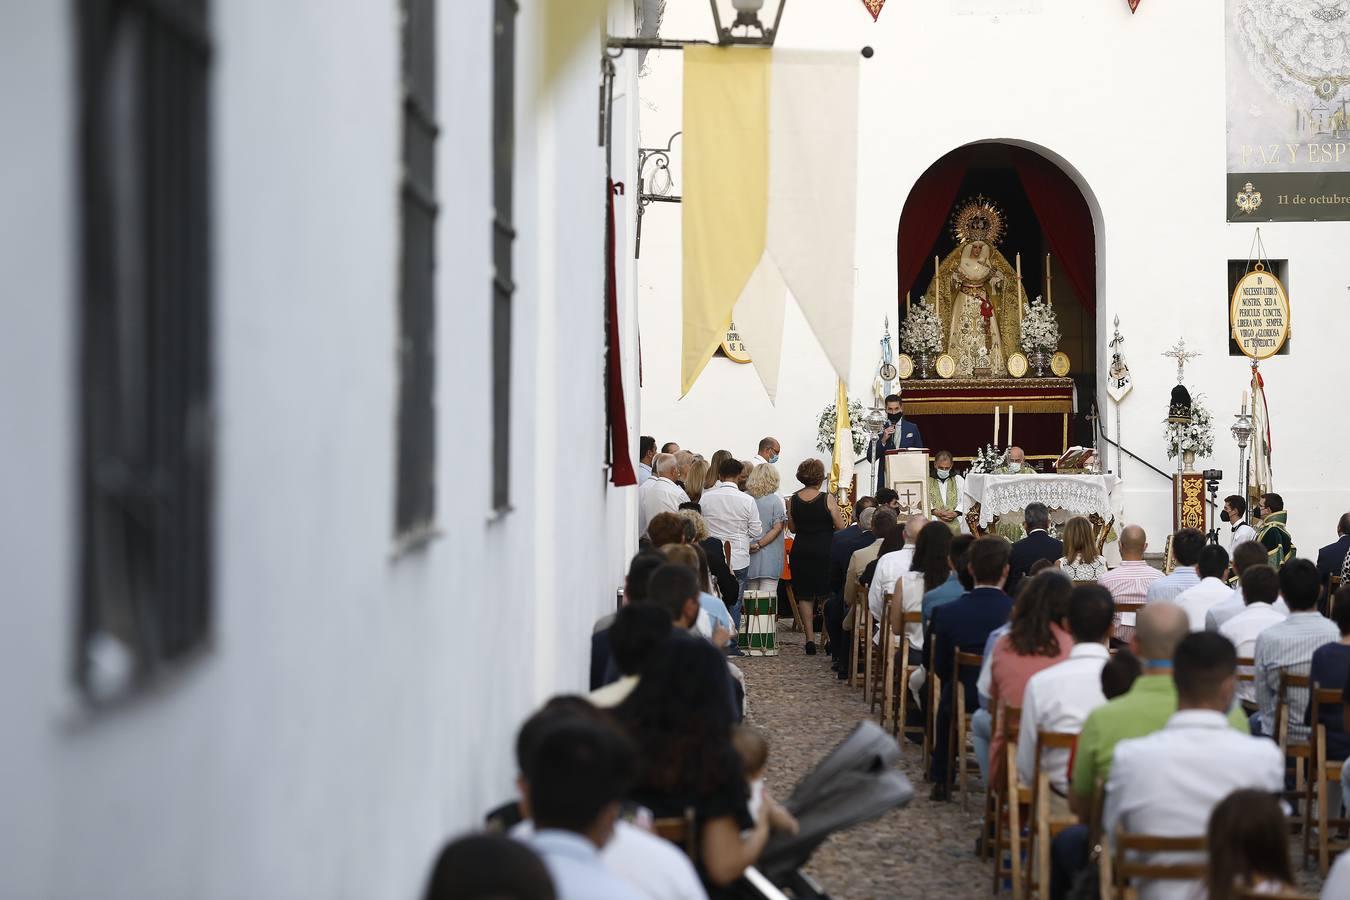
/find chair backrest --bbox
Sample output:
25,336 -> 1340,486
651,807 -> 699,859
1276,670 -> 1313,750
1235,656 -> 1256,684
1112,829 -> 1207,887
1030,729 -> 1079,801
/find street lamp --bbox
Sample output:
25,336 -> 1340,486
709,0 -> 787,46
1231,401 -> 1254,515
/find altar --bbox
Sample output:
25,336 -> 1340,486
900,378 -> 1075,463
964,472 -> 1120,548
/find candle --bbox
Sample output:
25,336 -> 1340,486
1242,390 -> 1248,415
1016,252 -> 1024,326
1008,405 -> 1014,447
906,291 -> 911,314
1046,253 -> 1053,306
994,405 -> 1000,447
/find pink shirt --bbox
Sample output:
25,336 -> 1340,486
1098,560 -> 1162,643
987,624 -> 1073,789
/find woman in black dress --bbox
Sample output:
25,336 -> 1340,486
787,458 -> 844,655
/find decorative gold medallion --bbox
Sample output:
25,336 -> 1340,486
720,321 -> 751,364
1051,352 -> 1071,377
895,354 -> 915,380
1235,182 -> 1262,215
1006,352 -> 1029,378
935,353 -> 957,379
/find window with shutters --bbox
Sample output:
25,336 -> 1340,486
76,0 -> 214,698
395,0 -> 439,539
491,0 -> 517,512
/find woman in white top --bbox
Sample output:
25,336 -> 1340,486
1057,516 -> 1107,582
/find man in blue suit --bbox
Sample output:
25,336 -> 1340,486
867,393 -> 926,495
1316,512 -> 1350,603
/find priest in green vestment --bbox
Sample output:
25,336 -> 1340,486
928,450 -> 966,535
1256,492 -> 1296,566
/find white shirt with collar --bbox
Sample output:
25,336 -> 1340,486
524,828 -> 646,900
1016,642 -> 1110,793
515,823 -> 704,900
637,461 -> 653,485
751,453 -> 770,467
1174,577 -> 1238,632
1229,521 -> 1258,548
867,546 -> 915,624
1103,710 -> 1284,900
638,476 -> 689,535
1219,601 -> 1288,703
698,481 -> 762,571
1205,590 -> 1289,632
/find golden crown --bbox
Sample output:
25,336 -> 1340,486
949,195 -> 1006,247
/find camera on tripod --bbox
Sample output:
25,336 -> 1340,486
1202,468 -> 1223,485
1202,470 -> 1224,544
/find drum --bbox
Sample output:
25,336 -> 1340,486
738,591 -> 778,656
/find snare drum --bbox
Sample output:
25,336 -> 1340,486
737,591 -> 778,656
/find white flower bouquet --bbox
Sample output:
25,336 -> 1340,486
1020,295 -> 1061,354
1164,393 -> 1215,459
816,399 -> 870,456
968,444 -> 1008,475
900,299 -> 944,355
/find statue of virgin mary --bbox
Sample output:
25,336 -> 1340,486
921,197 -> 1022,378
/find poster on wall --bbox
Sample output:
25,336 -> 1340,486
1226,1 -> 1350,222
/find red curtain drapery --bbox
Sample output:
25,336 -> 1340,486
896,145 -> 1095,315
606,179 -> 637,486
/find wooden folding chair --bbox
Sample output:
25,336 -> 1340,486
848,593 -> 868,689
1275,670 -> 1313,827
925,668 -> 941,775
1236,655 -> 1257,716
651,807 -> 699,860
1024,730 -> 1080,900
1303,688 -> 1348,873
892,610 -> 925,744
1110,830 -> 1207,899
872,594 -> 893,718
951,649 -> 985,809
862,604 -> 878,709
990,705 -> 1029,899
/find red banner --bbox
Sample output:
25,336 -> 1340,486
861,0 -> 885,22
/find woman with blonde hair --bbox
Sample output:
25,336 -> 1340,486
746,464 -> 787,597
684,458 -> 710,505
705,449 -> 734,491
1058,515 -> 1107,582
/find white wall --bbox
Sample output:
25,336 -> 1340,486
637,0 -> 1349,554
0,2 -> 639,898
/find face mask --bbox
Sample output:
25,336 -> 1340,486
886,411 -> 903,424
767,453 -> 779,464
1006,462 -> 1022,473
1220,510 -> 1231,524
936,468 -> 951,480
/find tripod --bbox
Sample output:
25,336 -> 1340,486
1205,478 -> 1223,545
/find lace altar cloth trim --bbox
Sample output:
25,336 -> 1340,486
964,474 -> 1120,527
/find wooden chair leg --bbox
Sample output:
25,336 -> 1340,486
1303,763 -> 1316,870
862,610 -> 874,708
881,643 -> 896,730
957,698 -> 970,810
1008,785 -> 1023,900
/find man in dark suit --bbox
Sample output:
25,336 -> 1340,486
1007,502 -> 1063,598
824,499 -> 879,670
927,536 -> 1014,800
867,393 -> 926,494
1316,512 -> 1350,600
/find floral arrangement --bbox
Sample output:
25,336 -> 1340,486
1164,393 -> 1215,459
900,299 -> 944,355
967,444 -> 1008,475
1020,295 -> 1061,353
816,399 -> 869,456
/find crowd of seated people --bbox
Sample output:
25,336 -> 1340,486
422,443 -> 1350,899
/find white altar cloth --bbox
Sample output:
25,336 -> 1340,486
963,473 -> 1121,528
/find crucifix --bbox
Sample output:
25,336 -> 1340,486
898,487 -> 919,511
1162,337 -> 1202,385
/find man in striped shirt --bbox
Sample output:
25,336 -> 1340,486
1145,527 -> 1205,605
1098,525 -> 1161,643
1254,558 -> 1338,740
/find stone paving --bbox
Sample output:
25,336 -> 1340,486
735,625 -> 1328,900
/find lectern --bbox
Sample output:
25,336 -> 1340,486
883,449 -> 931,518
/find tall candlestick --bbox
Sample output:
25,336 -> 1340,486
1008,405 -> 1014,447
1016,252 -> 1024,327
994,405 -> 1000,447
934,255 -> 942,320
906,291 -> 911,314
1046,253 -> 1054,307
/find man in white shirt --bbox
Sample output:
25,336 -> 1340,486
1104,632 -> 1284,900
699,458 -> 762,600
750,436 -> 780,468
514,702 -> 705,900
1174,544 -> 1235,631
637,453 -> 689,536
1223,494 -> 1258,549
1017,585 -> 1114,808
1219,564 -> 1287,706
868,513 -> 927,627
1205,540 -> 1287,631
637,435 -> 656,486
1253,559 -> 1338,740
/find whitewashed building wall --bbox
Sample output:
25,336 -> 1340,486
0,1 -> 641,897
637,0 -> 1349,556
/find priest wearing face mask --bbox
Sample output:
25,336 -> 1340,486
867,393 -> 926,494
993,446 -> 1034,542
928,450 -> 966,535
